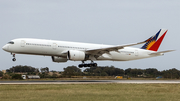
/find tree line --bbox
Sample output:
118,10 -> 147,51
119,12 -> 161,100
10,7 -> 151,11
1,65 -> 180,79
6,65 -> 39,73
63,66 -> 180,79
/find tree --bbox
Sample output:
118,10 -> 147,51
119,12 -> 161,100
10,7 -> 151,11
40,67 -> 49,73
114,68 -> 124,76
11,74 -> 23,79
125,68 -> 144,77
125,68 -> 131,75
84,66 -> 124,76
162,68 -> 180,79
63,66 -> 82,77
145,68 -> 159,77
101,72 -> 108,76
7,65 -> 38,73
93,67 -> 102,76
0,71 -> 3,77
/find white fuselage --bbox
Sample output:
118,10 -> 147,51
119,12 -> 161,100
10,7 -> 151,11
2,38 -> 160,62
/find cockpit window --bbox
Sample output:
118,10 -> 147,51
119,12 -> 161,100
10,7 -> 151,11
7,41 -> 14,44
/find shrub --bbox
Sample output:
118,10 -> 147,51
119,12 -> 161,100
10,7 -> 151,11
12,74 -> 23,80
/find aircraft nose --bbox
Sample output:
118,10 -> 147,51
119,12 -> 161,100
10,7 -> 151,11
2,45 -> 8,51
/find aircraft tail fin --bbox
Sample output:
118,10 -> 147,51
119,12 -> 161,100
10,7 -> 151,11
141,29 -> 168,51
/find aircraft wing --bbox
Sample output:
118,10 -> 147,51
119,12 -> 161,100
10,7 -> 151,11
85,41 -> 147,55
149,50 -> 175,56
61,36 -> 154,57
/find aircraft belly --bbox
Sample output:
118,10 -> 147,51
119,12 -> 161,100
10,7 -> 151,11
97,52 -> 130,61
110,51 -> 131,61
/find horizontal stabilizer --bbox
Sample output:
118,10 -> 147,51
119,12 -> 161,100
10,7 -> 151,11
149,50 -> 175,55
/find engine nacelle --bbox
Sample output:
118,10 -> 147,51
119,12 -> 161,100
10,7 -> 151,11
51,56 -> 67,63
67,50 -> 85,61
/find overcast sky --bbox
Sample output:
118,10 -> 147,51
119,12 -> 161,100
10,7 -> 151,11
0,0 -> 179,71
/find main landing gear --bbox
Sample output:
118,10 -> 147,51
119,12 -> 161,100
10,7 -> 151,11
12,53 -> 16,61
78,61 -> 97,68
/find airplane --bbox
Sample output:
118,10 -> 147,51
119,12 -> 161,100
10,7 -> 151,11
2,29 -> 174,68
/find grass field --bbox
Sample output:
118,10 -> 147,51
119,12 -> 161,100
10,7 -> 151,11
0,84 -> 180,101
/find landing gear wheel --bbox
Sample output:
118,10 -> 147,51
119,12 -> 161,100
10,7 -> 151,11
93,63 -> 97,67
84,64 -> 88,67
87,64 -> 91,67
78,64 -> 83,68
12,58 -> 16,61
78,63 -> 98,68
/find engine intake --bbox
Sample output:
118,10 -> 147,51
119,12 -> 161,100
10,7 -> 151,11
68,50 -> 85,61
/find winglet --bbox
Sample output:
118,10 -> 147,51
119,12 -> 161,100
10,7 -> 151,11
141,29 -> 168,51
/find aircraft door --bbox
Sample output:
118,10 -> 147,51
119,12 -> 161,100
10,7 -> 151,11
52,43 -> 57,50
135,50 -> 138,56
21,40 -> 25,47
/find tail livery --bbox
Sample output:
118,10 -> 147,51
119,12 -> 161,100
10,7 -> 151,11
141,29 -> 167,51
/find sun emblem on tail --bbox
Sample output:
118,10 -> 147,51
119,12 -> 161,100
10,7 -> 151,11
146,40 -> 156,50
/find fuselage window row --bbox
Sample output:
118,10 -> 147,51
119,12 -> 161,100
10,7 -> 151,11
26,43 -> 51,47
58,45 -> 87,49
25,43 -> 89,50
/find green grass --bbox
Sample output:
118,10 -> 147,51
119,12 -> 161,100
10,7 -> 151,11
0,84 -> 180,101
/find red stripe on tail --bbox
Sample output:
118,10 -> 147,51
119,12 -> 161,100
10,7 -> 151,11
149,31 -> 167,51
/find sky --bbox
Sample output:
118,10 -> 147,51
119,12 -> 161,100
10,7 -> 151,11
0,0 -> 179,71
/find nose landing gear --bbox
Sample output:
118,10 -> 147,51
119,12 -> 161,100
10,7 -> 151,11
12,58 -> 16,61
12,53 -> 16,61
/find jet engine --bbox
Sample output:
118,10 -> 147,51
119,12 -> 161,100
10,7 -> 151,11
51,56 -> 67,62
67,50 -> 85,61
